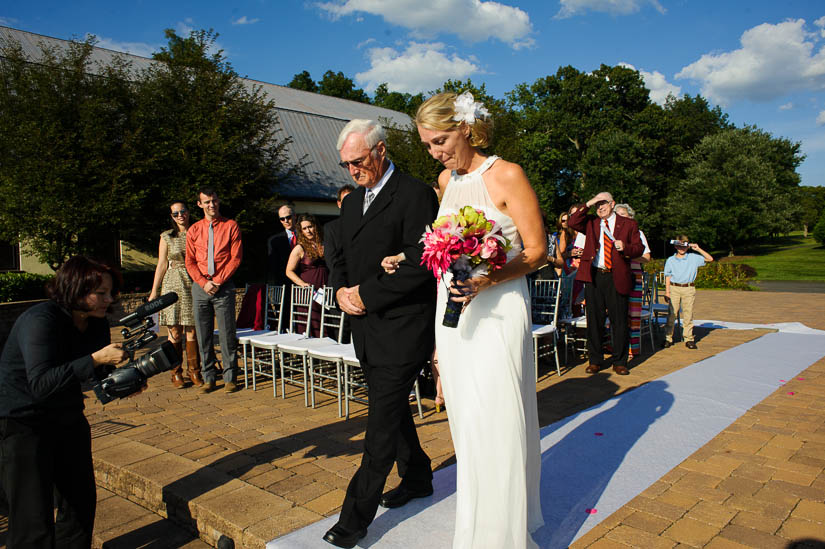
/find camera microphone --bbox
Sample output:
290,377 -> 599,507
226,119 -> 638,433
118,292 -> 178,328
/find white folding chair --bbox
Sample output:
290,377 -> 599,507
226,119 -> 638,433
530,279 -> 563,380
278,286 -> 346,409
246,286 -> 310,397
239,284 -> 286,388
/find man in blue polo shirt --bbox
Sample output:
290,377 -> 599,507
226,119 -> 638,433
663,235 -> 713,349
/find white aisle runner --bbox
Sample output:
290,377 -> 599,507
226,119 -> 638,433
268,324 -> 825,549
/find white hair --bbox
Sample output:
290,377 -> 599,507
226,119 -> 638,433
336,119 -> 386,155
614,203 -> 635,219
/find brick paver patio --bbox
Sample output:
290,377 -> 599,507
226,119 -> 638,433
1,289 -> 823,548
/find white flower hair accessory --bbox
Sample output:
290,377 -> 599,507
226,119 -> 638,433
452,91 -> 490,125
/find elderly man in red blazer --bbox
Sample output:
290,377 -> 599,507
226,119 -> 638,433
568,191 -> 645,375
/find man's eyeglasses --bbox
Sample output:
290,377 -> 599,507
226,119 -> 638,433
279,216 -> 293,221
339,145 -> 377,169
171,210 -> 188,217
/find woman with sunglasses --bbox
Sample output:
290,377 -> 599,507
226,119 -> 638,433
148,200 -> 202,388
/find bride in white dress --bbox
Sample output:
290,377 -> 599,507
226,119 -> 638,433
415,92 -> 546,548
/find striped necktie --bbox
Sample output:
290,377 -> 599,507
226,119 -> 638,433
363,189 -> 375,214
603,219 -> 613,270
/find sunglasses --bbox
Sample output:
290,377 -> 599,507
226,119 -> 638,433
171,210 -> 188,217
279,216 -> 293,221
339,145 -> 377,169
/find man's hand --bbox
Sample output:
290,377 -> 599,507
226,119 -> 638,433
204,280 -> 220,296
614,239 -> 624,252
587,191 -> 612,207
348,285 -> 365,311
336,286 -> 365,316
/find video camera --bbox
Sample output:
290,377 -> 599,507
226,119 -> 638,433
92,292 -> 181,404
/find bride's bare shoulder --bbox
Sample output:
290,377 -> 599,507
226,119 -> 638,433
487,158 -> 528,186
437,168 -> 451,191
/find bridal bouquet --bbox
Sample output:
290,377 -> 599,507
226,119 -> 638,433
420,206 -> 511,328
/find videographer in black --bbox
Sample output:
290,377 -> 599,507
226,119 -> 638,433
0,256 -> 127,548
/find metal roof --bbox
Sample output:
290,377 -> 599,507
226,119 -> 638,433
0,25 -> 412,200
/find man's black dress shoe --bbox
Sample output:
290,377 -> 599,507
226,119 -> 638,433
662,340 -> 673,348
322,524 -> 367,548
686,341 -> 697,349
379,484 -> 434,509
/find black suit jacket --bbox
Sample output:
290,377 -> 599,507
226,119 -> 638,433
267,230 -> 292,285
331,169 -> 438,366
323,218 -> 342,277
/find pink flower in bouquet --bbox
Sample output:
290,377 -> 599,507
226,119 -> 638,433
462,236 -> 480,256
420,207 -> 512,280
479,237 -> 500,259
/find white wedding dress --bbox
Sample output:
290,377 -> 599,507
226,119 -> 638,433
435,156 -> 544,548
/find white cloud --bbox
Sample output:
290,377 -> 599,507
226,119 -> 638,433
231,16 -> 260,25
317,0 -> 533,48
555,0 -> 665,19
0,17 -> 19,26
816,16 -> 825,38
619,62 -> 680,105
92,35 -> 158,58
356,38 -> 376,49
817,110 -> 825,126
779,102 -> 794,111
355,42 -> 481,94
676,18 -> 825,106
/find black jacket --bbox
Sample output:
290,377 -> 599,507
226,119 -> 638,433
0,300 -> 109,418
267,230 -> 293,285
330,169 -> 439,366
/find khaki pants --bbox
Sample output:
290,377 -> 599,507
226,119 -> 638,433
665,285 -> 696,342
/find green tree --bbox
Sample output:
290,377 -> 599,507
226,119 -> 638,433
813,208 -> 825,245
287,70 -> 318,93
317,70 -> 370,103
129,29 -> 299,279
372,83 -> 424,117
0,36 -> 140,269
508,64 -> 651,216
667,127 -> 804,255
797,186 -> 825,236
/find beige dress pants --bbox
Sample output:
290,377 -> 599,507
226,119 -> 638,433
665,285 -> 696,342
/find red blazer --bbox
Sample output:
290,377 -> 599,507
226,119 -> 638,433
568,205 -> 645,295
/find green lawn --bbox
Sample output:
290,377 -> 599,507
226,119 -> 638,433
718,233 -> 825,281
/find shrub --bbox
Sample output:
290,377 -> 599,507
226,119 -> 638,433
813,209 -> 825,246
642,257 -> 755,290
695,262 -> 755,290
0,272 -> 53,302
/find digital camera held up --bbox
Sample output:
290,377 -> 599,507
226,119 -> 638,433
92,292 -> 181,404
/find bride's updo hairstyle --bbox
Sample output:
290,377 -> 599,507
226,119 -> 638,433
415,91 -> 492,149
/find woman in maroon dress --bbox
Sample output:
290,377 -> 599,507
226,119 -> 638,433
285,214 -> 329,336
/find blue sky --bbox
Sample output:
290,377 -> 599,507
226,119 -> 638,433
2,1 -> 824,186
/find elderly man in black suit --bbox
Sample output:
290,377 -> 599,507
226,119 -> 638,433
322,120 -> 438,548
